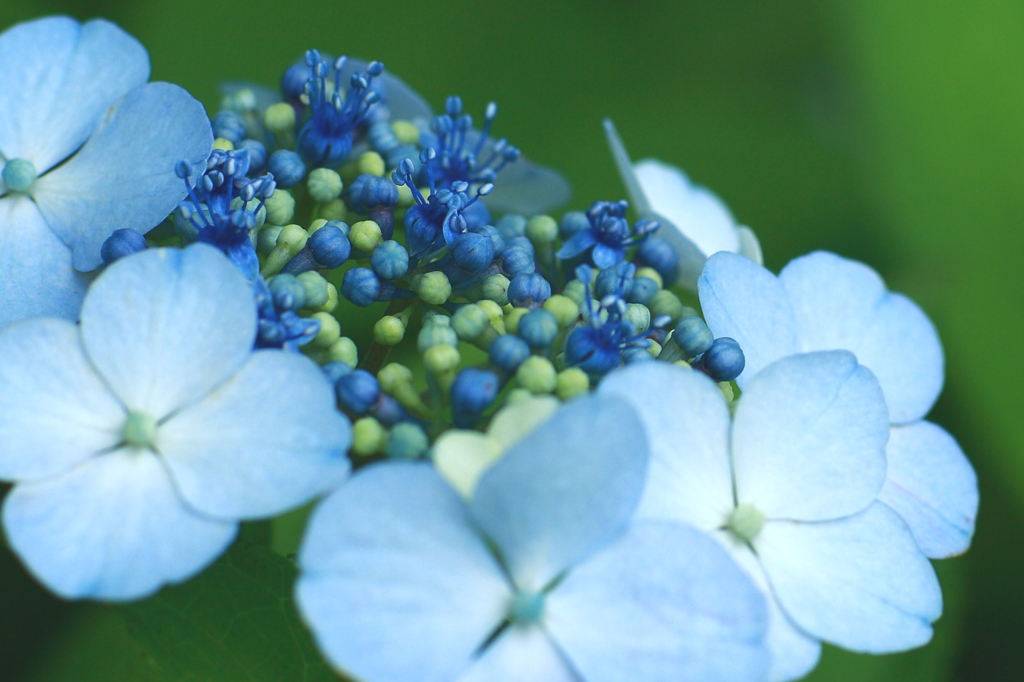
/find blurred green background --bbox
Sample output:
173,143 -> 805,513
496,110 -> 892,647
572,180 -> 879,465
1,0 -> 1020,679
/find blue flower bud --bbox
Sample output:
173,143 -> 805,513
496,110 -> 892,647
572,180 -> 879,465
702,336 -> 745,382
507,273 -> 551,308
517,309 -> 559,349
370,240 -> 410,280
477,224 -> 505,257
372,394 -> 411,426
341,267 -> 382,307
635,236 -> 679,287
559,211 -> 590,240
268,149 -> 307,188
281,61 -> 309,100
321,361 -> 353,386
622,346 -> 655,364
385,422 -> 429,459
489,334 -> 531,373
267,273 -> 308,311
501,246 -> 536,277
100,229 -> 147,265
459,199 -> 491,231
238,139 -> 268,174
450,368 -> 500,428
308,223 -> 351,268
451,232 -> 495,273
674,316 -> 714,358
336,369 -> 380,414
626,276 -> 659,305
495,214 -> 527,240
504,235 -> 534,255
212,110 -> 247,146
361,175 -> 399,209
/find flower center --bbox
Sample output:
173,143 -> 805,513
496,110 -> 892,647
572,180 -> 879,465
726,503 -> 765,543
122,411 -> 158,450
2,158 -> 37,193
507,590 -> 545,625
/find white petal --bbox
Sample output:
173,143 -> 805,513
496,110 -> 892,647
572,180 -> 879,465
737,226 -> 763,265
456,627 -> 580,682
3,447 -> 236,601
546,522 -> 769,682
159,351 -> 350,519
296,463 -> 511,682
698,252 -> 798,388
732,352 -> 889,521
755,503 -> 942,653
636,159 -> 740,254
879,421 -> 977,558
723,541 -> 821,682
779,252 -> 944,423
432,431 -> 504,500
599,363 -> 735,530
79,245 -> 256,419
33,82 -> 214,271
0,318 -> 123,481
0,196 -> 91,326
487,395 -> 560,449
0,17 -> 148,172
470,395 -> 648,591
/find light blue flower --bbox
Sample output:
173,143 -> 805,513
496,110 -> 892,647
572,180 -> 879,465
0,244 -> 351,600
0,16 -> 213,327
603,119 -> 761,289
296,394 -> 769,682
698,250 -> 978,558
600,356 -> 942,682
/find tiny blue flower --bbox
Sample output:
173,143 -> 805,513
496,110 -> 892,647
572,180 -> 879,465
555,200 -> 658,269
0,244 -> 351,600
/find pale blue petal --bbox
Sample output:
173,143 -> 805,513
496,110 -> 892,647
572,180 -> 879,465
0,318 -> 123,481
719,539 -> 821,682
0,196 -> 91,326
556,229 -> 597,259
779,252 -> 944,423
455,627 -> 580,682
732,352 -> 889,521
480,156 -> 572,215
0,17 -> 148,172
698,252 -> 798,388
3,447 -> 236,601
599,363 -> 734,531
342,58 -> 434,125
756,503 -> 942,653
879,421 -> 977,558
470,395 -> 648,591
591,242 -> 623,269
33,82 -> 213,271
296,463 -> 511,682
159,351 -> 351,519
546,522 -> 769,682
79,245 -> 256,419
635,160 -> 741,259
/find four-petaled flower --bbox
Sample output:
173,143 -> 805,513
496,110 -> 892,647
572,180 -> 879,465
0,245 -> 351,600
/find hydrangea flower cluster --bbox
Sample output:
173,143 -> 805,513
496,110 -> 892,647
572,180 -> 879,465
0,14 -> 977,682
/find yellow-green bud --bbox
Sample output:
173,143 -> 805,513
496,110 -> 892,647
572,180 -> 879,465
556,368 -> 590,400
506,388 -> 535,405
378,363 -> 414,393
543,294 -> 581,328
477,300 -> 505,334
525,214 -> 558,245
719,381 -> 735,403
624,303 -> 651,333
262,224 -> 309,276
310,312 -> 341,348
648,289 -> 686,326
413,272 -> 452,305
503,307 -> 528,335
212,137 -> 234,151
635,267 -> 663,289
327,337 -> 358,367
308,218 -> 329,234
392,120 -> 419,145
264,189 -> 295,226
648,340 -> 663,357
481,273 -> 510,306
319,198 -> 347,221
307,168 -> 343,204
396,183 -> 415,208
351,417 -> 386,457
424,344 -> 461,375
317,283 -> 338,313
374,315 -> 406,345
349,220 -> 383,253
256,225 -> 283,255
727,503 -> 765,542
357,151 -> 386,177
452,304 -> 491,340
297,271 -> 330,309
561,279 -> 586,306
516,356 -> 557,394
264,102 -> 296,135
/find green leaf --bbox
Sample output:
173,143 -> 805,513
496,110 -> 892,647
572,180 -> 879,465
118,540 -> 343,682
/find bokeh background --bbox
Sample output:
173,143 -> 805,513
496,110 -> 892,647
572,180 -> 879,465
1,0 -> 1020,680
